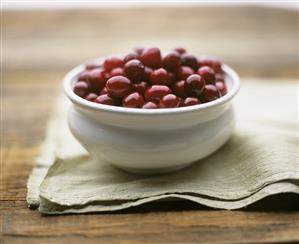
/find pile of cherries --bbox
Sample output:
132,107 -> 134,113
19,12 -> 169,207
73,47 -> 227,109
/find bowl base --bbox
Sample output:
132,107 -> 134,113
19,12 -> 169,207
114,162 -> 194,175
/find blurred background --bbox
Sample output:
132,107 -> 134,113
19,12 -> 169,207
2,1 -> 298,144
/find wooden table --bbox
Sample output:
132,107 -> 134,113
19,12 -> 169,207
2,6 -> 299,243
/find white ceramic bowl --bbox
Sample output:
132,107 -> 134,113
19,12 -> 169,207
64,61 -> 240,174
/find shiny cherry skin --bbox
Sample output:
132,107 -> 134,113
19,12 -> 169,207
198,57 -> 222,73
185,74 -> 205,96
142,101 -> 158,109
144,85 -> 172,102
106,75 -> 133,98
124,59 -> 145,82
134,81 -> 148,96
200,84 -> 221,102
183,97 -> 200,106
159,94 -> 180,108
124,52 -> 139,63
181,53 -> 198,71
110,67 -> 124,77
176,66 -> 194,80
84,93 -> 98,102
95,94 -> 115,105
150,68 -> 170,85
143,67 -> 153,82
139,47 -> 162,69
215,73 -> 225,82
122,92 -> 145,108
162,51 -> 181,71
173,47 -> 186,55
104,56 -> 124,72
74,81 -> 90,97
216,81 -> 227,96
81,68 -> 106,92
197,66 -> 215,84
172,80 -> 187,98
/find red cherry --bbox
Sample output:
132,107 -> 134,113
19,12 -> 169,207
185,74 -> 205,96
133,47 -> 145,55
110,67 -> 124,77
142,101 -> 158,109
144,85 -> 172,102
134,81 -> 148,95
198,57 -> 222,73
123,59 -> 145,82
162,51 -> 181,71
159,94 -> 180,108
77,70 -> 91,82
150,68 -> 170,85
181,53 -> 198,71
140,47 -> 162,69
104,57 -> 124,72
106,76 -> 133,98
124,52 -> 139,63
183,97 -> 200,107
173,47 -> 186,55
172,80 -> 187,98
95,94 -> 115,105
216,81 -> 227,96
143,67 -> 153,82
197,66 -> 215,84
176,66 -> 194,80
215,73 -> 225,82
200,84 -> 221,102
84,93 -> 98,102
123,92 -> 145,108
74,81 -> 90,97
88,68 -> 107,91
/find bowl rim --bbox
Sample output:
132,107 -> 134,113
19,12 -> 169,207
63,61 -> 240,115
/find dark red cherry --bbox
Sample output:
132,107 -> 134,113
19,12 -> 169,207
200,84 -> 221,102
143,67 -> 153,82
84,93 -> 98,102
183,97 -> 200,107
124,59 -> 145,82
88,68 -> 107,91
172,80 -> 187,98
110,67 -> 124,77
74,81 -> 90,97
104,57 -> 124,72
124,52 -> 139,63
122,92 -> 145,108
197,66 -> 215,84
142,101 -> 158,109
133,47 -> 145,55
106,76 -> 133,98
144,85 -> 172,102
176,66 -> 194,80
159,94 -> 180,108
173,47 -> 186,55
134,81 -> 148,96
139,47 -> 162,69
185,74 -> 205,96
95,94 -> 115,105
198,57 -> 222,73
77,70 -> 91,82
162,51 -> 181,71
150,68 -> 170,85
216,81 -> 227,96
181,53 -> 198,71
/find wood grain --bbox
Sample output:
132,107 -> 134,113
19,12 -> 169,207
1,6 -> 299,243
